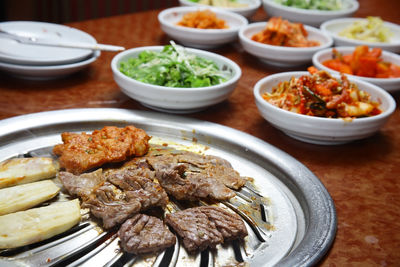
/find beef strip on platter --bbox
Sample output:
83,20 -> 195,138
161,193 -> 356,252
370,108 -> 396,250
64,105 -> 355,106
165,206 -> 248,253
58,168 -> 168,229
174,152 -> 246,190
58,169 -> 105,199
142,149 -> 246,190
196,206 -> 248,241
132,149 -> 245,201
165,207 -> 223,253
118,214 -> 176,255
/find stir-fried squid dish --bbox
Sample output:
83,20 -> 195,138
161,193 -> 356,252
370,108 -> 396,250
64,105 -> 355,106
262,67 -> 382,118
0,125 -> 252,256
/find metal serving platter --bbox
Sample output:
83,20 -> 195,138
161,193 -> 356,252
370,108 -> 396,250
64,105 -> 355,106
0,108 -> 336,267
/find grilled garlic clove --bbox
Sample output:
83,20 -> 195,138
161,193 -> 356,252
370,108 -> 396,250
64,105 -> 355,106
0,199 -> 81,249
0,180 -> 60,216
0,157 -> 59,189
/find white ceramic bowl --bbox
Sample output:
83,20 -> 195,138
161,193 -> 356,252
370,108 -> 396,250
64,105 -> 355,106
254,71 -> 396,145
320,18 -> 400,53
158,6 -> 248,49
262,0 -> 359,27
179,0 -> 261,18
111,46 -> 241,114
312,46 -> 400,93
239,22 -> 333,66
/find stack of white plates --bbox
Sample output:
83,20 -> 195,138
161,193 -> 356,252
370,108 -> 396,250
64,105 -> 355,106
0,21 -> 101,79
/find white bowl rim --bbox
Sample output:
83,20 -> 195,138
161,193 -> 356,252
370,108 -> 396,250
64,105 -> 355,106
158,6 -> 248,34
320,18 -> 400,46
111,45 -> 241,93
239,22 -> 333,51
0,50 -> 101,70
312,46 -> 400,83
179,0 -> 262,11
254,71 -> 396,123
262,0 -> 359,15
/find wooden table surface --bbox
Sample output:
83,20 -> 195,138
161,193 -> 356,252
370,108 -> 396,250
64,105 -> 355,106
0,1 -> 399,266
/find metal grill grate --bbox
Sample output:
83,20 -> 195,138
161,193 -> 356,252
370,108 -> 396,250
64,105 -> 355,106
0,182 -> 272,267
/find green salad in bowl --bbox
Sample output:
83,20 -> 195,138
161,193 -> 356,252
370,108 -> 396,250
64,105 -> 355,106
119,42 -> 231,88
262,0 -> 359,27
111,42 -> 241,113
274,0 -> 343,10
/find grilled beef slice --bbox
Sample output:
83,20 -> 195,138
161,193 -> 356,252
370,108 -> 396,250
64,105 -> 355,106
142,149 -> 246,190
175,152 -> 246,190
140,152 -> 238,201
185,172 -> 236,200
195,206 -> 248,241
165,206 -> 247,253
118,214 -> 176,255
58,169 -> 105,199
59,168 -> 168,229
165,208 -> 223,253
84,184 -> 142,229
154,166 -> 235,201
106,168 -> 168,210
154,164 -> 197,200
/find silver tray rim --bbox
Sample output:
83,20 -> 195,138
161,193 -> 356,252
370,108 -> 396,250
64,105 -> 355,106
0,108 -> 337,267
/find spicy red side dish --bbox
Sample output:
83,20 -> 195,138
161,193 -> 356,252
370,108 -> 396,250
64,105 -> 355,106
251,17 -> 320,47
262,67 -> 382,118
177,9 -> 228,29
322,45 -> 400,78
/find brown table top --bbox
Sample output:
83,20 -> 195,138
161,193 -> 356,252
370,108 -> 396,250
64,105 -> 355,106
0,1 -> 399,266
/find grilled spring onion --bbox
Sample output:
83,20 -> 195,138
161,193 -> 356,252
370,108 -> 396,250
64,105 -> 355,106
0,180 -> 60,216
0,199 -> 81,249
0,157 -> 59,189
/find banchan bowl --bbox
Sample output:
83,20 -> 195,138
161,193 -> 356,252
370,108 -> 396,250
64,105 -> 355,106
158,6 -> 248,49
320,18 -> 400,53
312,46 -> 400,93
262,0 -> 359,27
111,46 -> 241,114
239,22 -> 333,66
253,71 -> 396,145
179,0 -> 261,18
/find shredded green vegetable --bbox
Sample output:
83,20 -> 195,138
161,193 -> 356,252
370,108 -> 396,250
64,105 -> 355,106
119,42 -> 232,88
339,16 -> 393,43
274,0 -> 343,10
